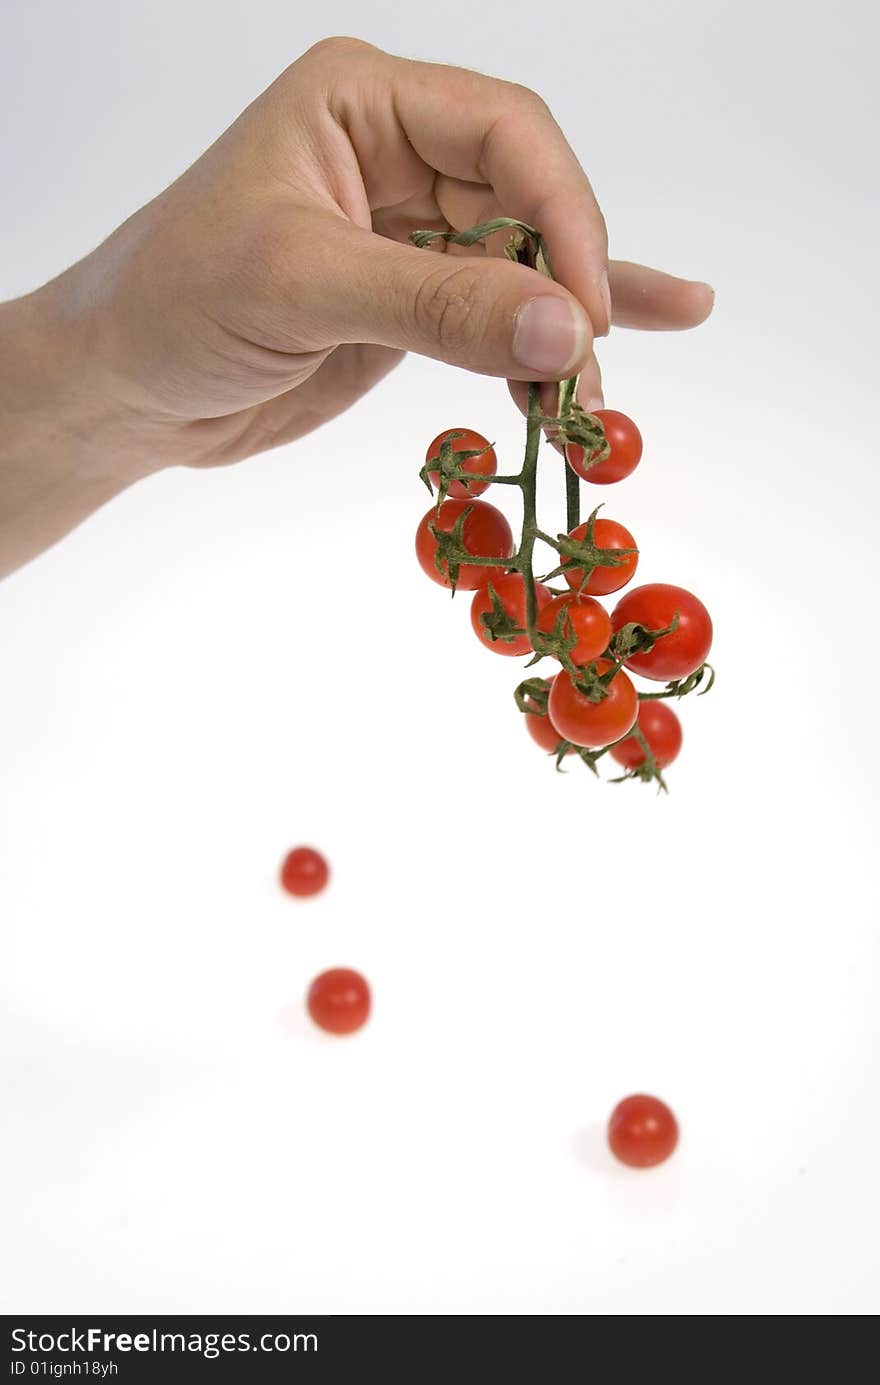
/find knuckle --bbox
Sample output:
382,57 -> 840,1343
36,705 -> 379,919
414,265 -> 484,351
303,35 -> 373,64
508,80 -> 550,115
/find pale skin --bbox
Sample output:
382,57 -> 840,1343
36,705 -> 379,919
0,37 -> 714,581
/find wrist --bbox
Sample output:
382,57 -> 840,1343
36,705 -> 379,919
1,278 -> 167,488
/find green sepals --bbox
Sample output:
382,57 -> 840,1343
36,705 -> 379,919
514,676 -> 551,716
536,378 -> 580,453
609,761 -> 669,793
553,740 -> 575,771
513,675 -> 573,768
574,746 -> 606,777
608,727 -> 669,793
570,660 -> 610,702
638,662 -> 716,701
427,504 -> 474,594
479,581 -> 526,646
421,432 -> 496,508
526,601 -> 580,674
542,505 -> 637,593
541,403 -> 610,468
610,612 -> 681,662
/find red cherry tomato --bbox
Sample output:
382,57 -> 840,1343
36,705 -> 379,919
524,676 -> 572,755
610,702 -> 683,771
280,846 -> 329,898
470,574 -> 551,656
307,968 -> 371,1035
416,498 -> 514,591
608,1094 -> 679,1168
547,659 -> 638,749
562,518 -> 638,597
426,429 -> 497,498
612,583 -> 713,682
536,593 -> 612,665
566,410 -> 643,485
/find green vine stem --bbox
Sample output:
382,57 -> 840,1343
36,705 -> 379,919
565,453 -> 581,533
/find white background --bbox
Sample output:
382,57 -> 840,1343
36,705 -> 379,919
1,0 -> 878,1316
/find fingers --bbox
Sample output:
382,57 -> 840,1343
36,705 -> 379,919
319,41 -> 611,337
285,219 -> 596,380
608,262 -> 715,330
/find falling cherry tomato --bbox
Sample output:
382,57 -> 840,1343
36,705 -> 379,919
608,1094 -> 679,1168
280,846 -> 329,898
610,702 -> 683,771
566,409 -> 643,485
307,968 -> 371,1035
425,428 -> 497,498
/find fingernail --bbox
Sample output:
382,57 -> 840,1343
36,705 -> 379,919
513,296 -> 587,376
599,272 -> 612,336
584,395 -> 604,413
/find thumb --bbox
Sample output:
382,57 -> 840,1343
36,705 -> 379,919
299,223 -> 595,381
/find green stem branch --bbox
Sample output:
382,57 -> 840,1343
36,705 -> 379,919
520,382 -> 543,636
565,451 -> 580,532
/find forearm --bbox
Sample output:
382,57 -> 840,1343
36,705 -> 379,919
0,281 -> 157,579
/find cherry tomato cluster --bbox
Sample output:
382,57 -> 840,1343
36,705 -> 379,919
415,414 -> 713,789
410,217 -> 714,791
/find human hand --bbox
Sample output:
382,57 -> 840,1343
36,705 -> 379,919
1,36 -> 715,578
41,36 -> 713,472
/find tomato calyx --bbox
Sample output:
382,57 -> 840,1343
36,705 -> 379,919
421,432 -> 496,507
427,506 -> 471,590
427,504 -> 513,594
514,675 -> 550,716
542,506 -> 637,594
608,725 -> 670,793
610,613 -> 681,662
526,601 -> 582,671
514,675 -> 575,771
546,404 -> 611,469
568,659 -> 617,703
477,581 -> 528,647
